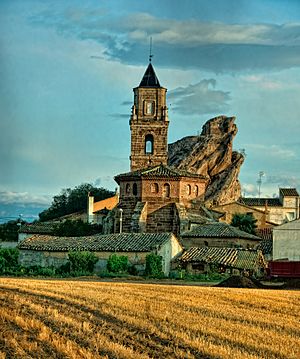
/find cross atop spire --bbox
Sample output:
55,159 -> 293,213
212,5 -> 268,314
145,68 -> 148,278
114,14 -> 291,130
149,37 -> 153,63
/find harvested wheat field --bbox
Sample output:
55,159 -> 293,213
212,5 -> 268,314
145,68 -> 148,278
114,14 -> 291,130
0,278 -> 299,359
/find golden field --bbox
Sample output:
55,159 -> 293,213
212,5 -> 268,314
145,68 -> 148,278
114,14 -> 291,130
0,278 -> 299,359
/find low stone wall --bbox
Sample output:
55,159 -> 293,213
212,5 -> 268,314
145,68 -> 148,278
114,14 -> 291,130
18,249 -> 150,274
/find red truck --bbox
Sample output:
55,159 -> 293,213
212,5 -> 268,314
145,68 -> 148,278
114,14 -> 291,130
268,261 -> 300,278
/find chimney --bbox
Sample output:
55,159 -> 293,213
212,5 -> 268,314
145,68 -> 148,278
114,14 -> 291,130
87,192 -> 94,224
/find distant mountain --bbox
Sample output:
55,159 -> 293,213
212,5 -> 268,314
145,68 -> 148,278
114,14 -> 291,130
0,203 -> 49,224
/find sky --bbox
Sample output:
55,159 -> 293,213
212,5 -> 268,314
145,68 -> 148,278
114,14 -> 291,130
1,0 -> 300,221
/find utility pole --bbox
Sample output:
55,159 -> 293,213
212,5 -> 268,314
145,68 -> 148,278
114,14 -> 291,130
257,171 -> 265,198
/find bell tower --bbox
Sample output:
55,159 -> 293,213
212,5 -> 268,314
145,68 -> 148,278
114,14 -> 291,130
130,61 -> 169,171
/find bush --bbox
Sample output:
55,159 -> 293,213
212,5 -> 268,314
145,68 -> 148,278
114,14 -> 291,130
107,254 -> 128,273
0,248 -> 19,273
68,251 -> 98,273
145,253 -> 164,278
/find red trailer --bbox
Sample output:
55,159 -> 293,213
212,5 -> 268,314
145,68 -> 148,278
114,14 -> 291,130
268,261 -> 300,278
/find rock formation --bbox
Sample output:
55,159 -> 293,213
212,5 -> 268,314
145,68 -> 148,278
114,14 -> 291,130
168,115 -> 244,206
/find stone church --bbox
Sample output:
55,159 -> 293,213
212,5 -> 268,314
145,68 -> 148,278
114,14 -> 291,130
100,61 -> 222,235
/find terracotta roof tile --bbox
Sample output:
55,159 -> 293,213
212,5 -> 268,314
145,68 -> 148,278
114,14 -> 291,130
93,195 -> 118,213
239,198 -> 281,207
181,222 -> 261,240
178,247 -> 266,270
279,188 -> 299,196
256,239 -> 273,256
19,222 -> 58,234
115,164 -> 207,183
18,232 -> 174,252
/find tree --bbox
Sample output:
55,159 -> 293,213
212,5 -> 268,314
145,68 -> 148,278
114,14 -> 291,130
231,213 -> 257,235
145,253 -> 164,277
0,220 -> 26,242
39,183 -> 114,221
53,219 -> 102,237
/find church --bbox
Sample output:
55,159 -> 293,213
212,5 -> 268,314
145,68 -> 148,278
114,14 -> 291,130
95,60 -> 224,235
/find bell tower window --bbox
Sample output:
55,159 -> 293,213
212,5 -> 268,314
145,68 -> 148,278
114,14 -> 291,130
145,134 -> 154,154
144,101 -> 155,115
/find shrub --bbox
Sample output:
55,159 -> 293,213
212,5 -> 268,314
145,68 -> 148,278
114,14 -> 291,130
68,251 -> 98,273
0,248 -> 19,273
107,254 -> 128,273
145,253 -> 164,278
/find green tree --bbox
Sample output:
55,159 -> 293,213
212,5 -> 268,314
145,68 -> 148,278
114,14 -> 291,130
145,253 -> 164,277
231,213 -> 257,235
68,251 -> 98,273
53,219 -> 102,237
0,220 -> 26,242
107,254 -> 128,273
39,183 -> 114,221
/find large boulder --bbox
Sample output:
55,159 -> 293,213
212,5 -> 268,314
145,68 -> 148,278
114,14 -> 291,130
168,115 -> 244,206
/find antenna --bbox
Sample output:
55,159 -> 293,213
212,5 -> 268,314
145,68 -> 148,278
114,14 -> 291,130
149,36 -> 153,62
257,171 -> 265,198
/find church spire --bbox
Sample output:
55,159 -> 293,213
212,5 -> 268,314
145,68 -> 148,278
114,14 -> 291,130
139,37 -> 161,87
139,63 -> 161,87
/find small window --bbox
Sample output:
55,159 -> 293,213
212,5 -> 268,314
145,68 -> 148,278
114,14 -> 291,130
125,183 -> 130,194
186,184 -> 191,195
145,134 -> 154,154
194,185 -> 199,197
162,183 -> 170,198
133,183 -> 138,196
151,183 -> 159,194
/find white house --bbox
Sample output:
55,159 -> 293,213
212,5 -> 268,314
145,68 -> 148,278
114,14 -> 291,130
273,218 -> 300,261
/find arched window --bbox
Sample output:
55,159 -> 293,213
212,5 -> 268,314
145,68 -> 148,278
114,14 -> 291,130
145,134 -> 154,154
186,184 -> 191,195
162,183 -> 170,198
194,185 -> 199,197
151,183 -> 159,194
126,183 -> 130,194
133,183 -> 138,196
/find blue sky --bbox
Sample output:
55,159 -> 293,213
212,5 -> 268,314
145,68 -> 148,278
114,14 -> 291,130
1,0 -> 300,220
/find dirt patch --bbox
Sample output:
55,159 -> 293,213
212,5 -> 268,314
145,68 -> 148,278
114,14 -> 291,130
215,276 -> 260,289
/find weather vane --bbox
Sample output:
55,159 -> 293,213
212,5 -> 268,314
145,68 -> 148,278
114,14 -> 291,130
149,36 -> 153,62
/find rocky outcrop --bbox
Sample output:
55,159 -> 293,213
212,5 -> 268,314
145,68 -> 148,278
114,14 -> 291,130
168,115 -> 244,206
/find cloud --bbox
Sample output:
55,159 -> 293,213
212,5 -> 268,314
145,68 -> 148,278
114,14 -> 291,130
265,175 -> 300,188
245,144 -> 296,160
29,9 -> 300,72
241,183 -> 258,197
168,79 -> 230,115
0,191 -> 51,206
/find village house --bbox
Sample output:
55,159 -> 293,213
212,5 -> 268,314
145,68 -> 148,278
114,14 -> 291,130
18,232 -> 183,276
239,188 -> 300,225
175,246 -> 266,277
273,218 -> 300,261
180,222 -> 261,249
212,201 -> 276,229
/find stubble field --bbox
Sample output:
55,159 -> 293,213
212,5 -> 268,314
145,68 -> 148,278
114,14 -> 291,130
0,278 -> 299,359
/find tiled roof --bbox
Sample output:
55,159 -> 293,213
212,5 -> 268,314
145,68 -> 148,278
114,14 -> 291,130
256,227 -> 273,240
279,188 -> 299,196
181,222 -> 261,240
18,232 -> 174,252
239,197 -> 282,207
139,63 -> 161,87
178,247 -> 266,270
115,164 -> 207,183
93,195 -> 119,213
19,222 -> 58,234
256,239 -> 273,256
